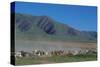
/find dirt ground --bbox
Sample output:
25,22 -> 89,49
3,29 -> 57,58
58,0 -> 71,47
33,41 -> 97,49
15,40 -> 97,52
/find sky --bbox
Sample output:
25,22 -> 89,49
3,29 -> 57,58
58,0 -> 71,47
13,1 -> 97,31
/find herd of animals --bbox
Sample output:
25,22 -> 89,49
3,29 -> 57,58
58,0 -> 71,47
14,48 -> 97,58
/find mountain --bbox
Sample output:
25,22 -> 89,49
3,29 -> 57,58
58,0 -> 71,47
14,13 -> 97,42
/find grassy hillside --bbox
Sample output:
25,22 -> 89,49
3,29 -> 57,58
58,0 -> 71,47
14,13 -> 97,42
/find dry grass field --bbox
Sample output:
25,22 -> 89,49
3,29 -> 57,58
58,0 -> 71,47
15,40 -> 97,52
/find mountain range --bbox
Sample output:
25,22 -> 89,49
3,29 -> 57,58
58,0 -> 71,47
14,13 -> 97,42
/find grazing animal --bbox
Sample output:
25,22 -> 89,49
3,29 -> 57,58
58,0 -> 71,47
32,50 -> 45,56
71,50 -> 80,55
15,51 -> 23,58
50,50 -> 64,56
16,51 -> 32,57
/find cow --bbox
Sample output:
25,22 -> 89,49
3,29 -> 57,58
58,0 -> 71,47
32,50 -> 45,56
15,51 -> 32,58
15,51 -> 23,58
50,50 -> 64,56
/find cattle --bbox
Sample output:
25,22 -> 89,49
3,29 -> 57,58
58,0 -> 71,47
32,50 -> 45,56
15,51 -> 32,58
71,50 -> 80,56
50,50 -> 64,56
15,48 -> 97,58
15,51 -> 23,58
86,49 -> 97,55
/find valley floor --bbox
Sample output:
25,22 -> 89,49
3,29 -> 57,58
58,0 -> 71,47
15,41 -> 97,65
15,40 -> 97,52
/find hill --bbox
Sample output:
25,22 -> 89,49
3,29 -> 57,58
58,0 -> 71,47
14,13 -> 97,42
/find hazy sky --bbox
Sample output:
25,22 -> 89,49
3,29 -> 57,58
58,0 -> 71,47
13,1 -> 97,31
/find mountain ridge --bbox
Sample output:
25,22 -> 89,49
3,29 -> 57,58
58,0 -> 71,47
14,13 -> 97,42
